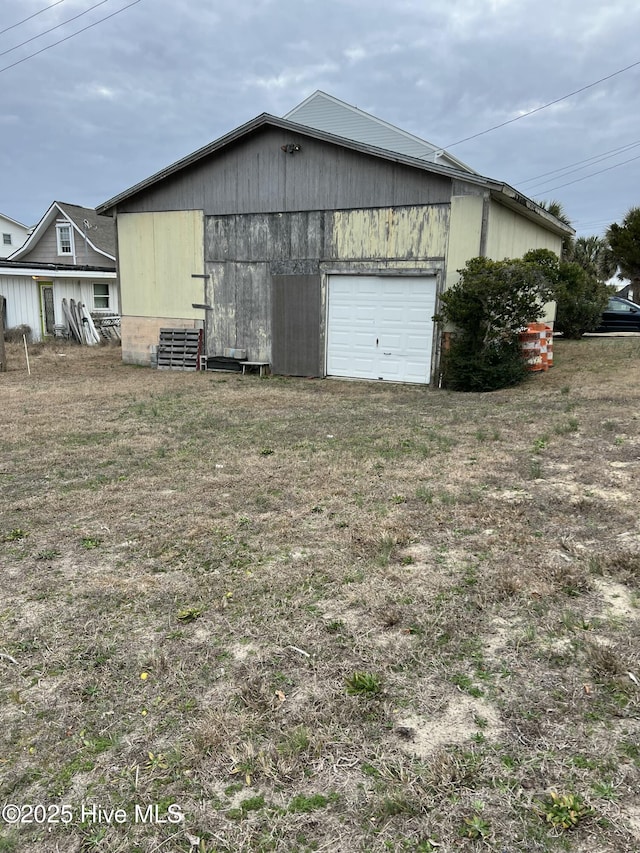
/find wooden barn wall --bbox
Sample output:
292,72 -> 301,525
204,212 -> 326,362
205,261 -> 271,361
204,205 -> 449,366
205,211 -> 327,262
117,127 -> 453,216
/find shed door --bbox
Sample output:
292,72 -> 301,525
326,275 -> 437,384
271,274 -> 322,376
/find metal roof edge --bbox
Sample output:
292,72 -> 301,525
489,184 -> 576,236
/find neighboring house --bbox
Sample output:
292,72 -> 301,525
0,202 -> 118,341
615,281 -> 635,302
0,213 -> 30,259
96,96 -> 572,384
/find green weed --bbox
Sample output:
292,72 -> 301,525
539,791 -> 593,831
345,671 -> 383,696
3,528 -> 28,541
288,793 -> 337,813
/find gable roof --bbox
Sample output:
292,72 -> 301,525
9,201 -> 116,262
0,212 -> 29,230
284,91 -> 476,174
96,113 -> 572,238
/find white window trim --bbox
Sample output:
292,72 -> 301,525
56,221 -> 75,258
92,282 -> 111,311
2,233 -> 12,246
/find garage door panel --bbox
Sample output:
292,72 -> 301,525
326,275 -> 436,384
378,336 -> 402,351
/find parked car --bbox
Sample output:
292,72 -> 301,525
596,296 -> 640,333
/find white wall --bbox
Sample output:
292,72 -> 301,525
0,274 -> 118,341
0,217 -> 30,259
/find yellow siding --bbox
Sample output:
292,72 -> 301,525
118,211 -> 204,319
486,201 -> 562,261
331,206 -> 449,260
445,195 -> 484,290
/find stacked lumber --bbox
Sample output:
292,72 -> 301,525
61,299 -> 100,345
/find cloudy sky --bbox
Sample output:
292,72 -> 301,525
2,0 -> 639,237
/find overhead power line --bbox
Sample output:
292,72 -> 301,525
574,218 -> 624,230
0,0 -> 113,59
0,1 -> 67,37
444,58 -> 640,149
0,0 -> 143,74
517,139 -> 640,186
532,152 -> 640,195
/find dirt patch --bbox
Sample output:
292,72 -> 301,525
1,338 -> 640,852
395,695 -> 502,758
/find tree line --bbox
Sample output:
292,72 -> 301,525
542,202 -> 640,338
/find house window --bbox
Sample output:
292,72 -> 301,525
2,233 -> 11,246
56,222 -> 73,255
93,283 -> 110,310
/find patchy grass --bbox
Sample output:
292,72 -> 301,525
0,338 -> 639,852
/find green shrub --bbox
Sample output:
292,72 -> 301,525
443,337 -> 527,392
438,256 -> 552,392
523,249 -> 611,339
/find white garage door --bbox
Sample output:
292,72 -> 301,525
326,275 -> 437,384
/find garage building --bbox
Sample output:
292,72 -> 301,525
97,95 -> 571,384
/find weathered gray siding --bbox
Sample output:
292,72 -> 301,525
206,211 -> 327,262
205,262 -> 271,362
20,220 -> 109,267
118,127 -> 452,216
203,206 -> 448,366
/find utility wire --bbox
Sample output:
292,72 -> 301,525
532,152 -> 640,195
0,0 -> 143,74
0,0 -> 112,59
523,144 -> 640,193
517,139 -> 640,186
0,1 -> 67,37
443,58 -> 640,149
574,218 -> 624,230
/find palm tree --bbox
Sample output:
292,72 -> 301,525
538,199 -> 574,261
607,207 -> 640,299
572,235 -> 617,283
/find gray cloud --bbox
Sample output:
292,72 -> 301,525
3,0 -> 639,235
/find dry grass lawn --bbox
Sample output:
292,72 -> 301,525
0,337 -> 639,853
